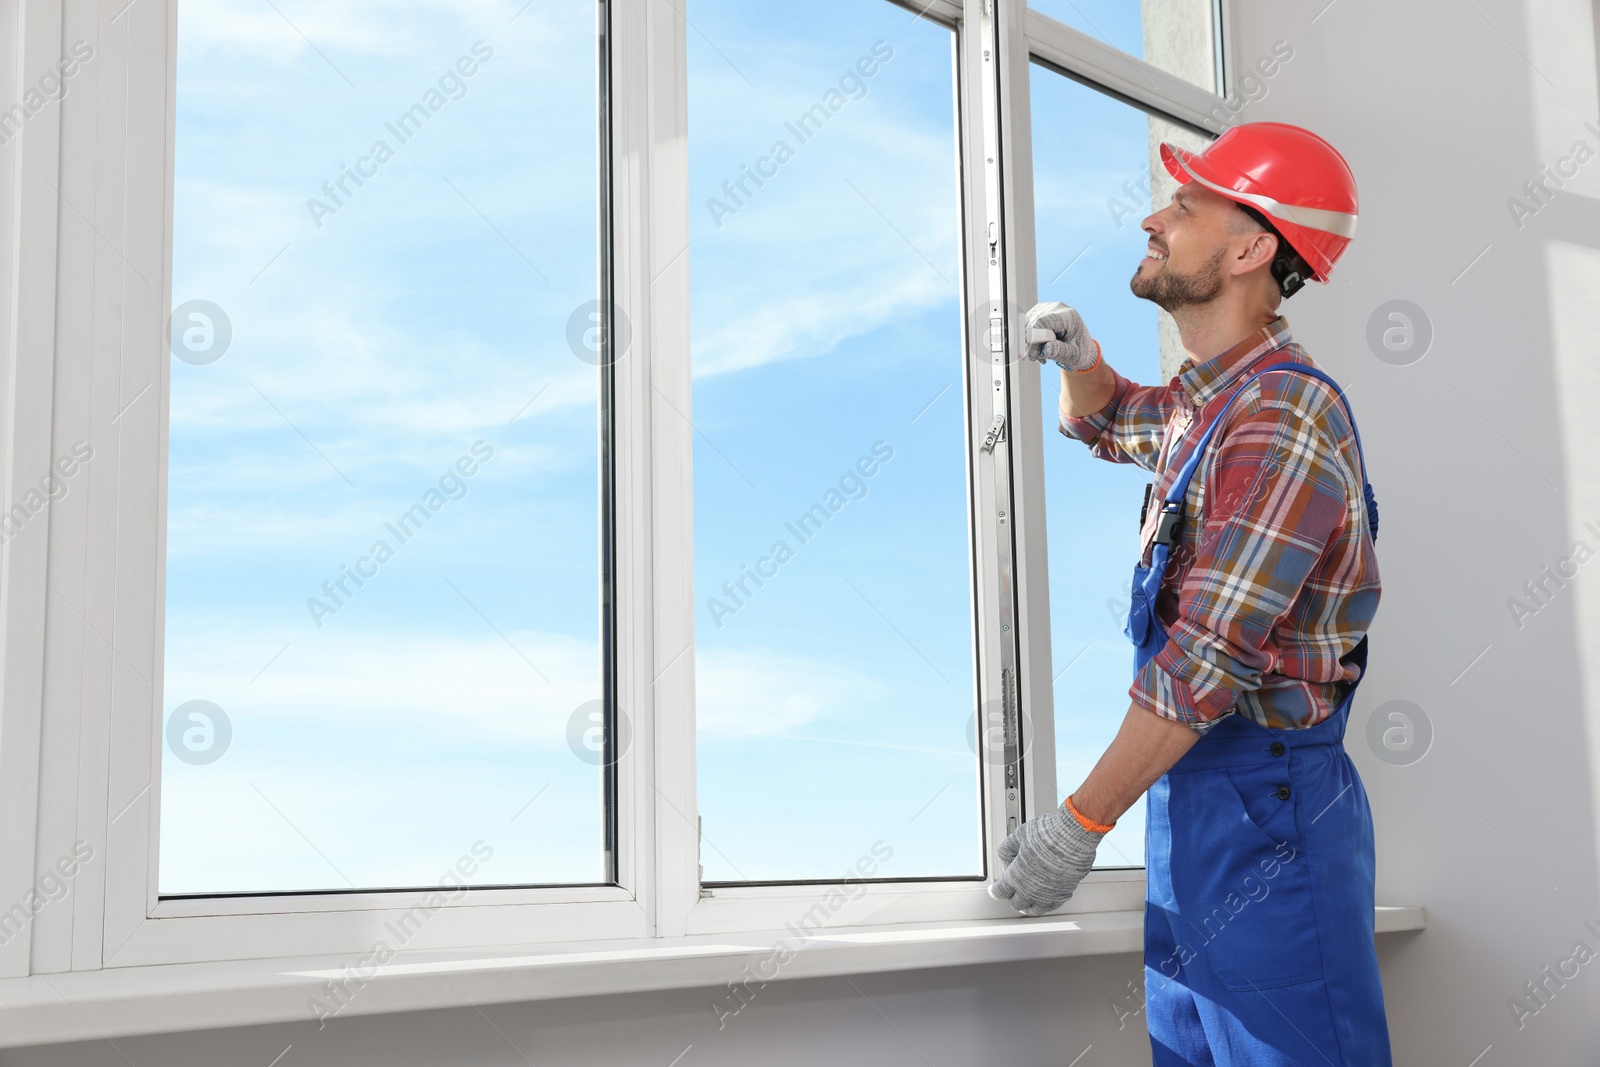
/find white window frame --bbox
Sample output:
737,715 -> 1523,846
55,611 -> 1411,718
0,0 -> 1231,979
1008,0 -> 1236,884
674,0 -> 1042,939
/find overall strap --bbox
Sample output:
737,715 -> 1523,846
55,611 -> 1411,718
1151,361 -> 1379,544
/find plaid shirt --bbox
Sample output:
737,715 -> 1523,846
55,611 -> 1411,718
1058,316 -> 1380,732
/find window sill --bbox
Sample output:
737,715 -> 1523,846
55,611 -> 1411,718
0,905 -> 1425,1048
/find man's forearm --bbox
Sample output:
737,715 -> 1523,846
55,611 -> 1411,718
1057,360 -> 1117,418
1067,701 -> 1201,826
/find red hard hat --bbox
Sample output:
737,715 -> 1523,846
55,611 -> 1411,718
1159,122 -> 1358,284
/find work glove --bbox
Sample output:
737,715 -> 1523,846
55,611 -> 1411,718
988,802 -> 1106,916
1024,301 -> 1100,371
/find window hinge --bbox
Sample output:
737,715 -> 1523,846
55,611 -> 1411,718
981,413 -> 1006,454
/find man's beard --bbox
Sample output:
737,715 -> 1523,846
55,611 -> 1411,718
1129,246 -> 1226,311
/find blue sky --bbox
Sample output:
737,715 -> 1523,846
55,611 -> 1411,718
164,0 -> 603,893
1030,67 -> 1170,868
687,1 -> 978,881
163,0 -> 1179,892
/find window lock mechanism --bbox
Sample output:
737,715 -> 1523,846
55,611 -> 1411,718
981,413 -> 1006,454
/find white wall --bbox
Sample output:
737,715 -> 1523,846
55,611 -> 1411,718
0,957 -> 1161,1066
1228,0 -> 1600,1061
5,0 -> 1597,1063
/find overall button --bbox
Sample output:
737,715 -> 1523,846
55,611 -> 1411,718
1270,741 -> 1286,757
1275,785 -> 1292,800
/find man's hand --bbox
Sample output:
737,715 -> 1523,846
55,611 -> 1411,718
988,803 -> 1106,916
1025,301 -> 1100,371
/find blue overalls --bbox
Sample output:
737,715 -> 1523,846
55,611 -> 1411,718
1126,362 -> 1392,1066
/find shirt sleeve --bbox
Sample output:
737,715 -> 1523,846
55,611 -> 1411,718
1057,366 -> 1173,474
1130,401 -> 1355,730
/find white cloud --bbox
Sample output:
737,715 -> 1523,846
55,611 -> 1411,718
689,264 -> 953,379
163,629 -> 892,747
694,646 -> 889,736
168,0 -> 604,486
687,115 -> 962,378
177,0 -> 546,62
166,626 -> 601,743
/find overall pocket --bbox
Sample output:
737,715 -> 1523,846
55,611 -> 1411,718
1169,761 -> 1325,992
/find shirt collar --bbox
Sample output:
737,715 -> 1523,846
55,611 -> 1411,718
1175,316 -> 1294,408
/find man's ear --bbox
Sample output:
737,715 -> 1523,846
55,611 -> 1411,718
1233,230 -> 1277,277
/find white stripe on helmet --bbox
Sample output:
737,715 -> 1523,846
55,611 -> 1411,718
1171,151 -> 1358,239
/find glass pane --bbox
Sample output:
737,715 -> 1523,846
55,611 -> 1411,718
1030,0 -> 1217,94
163,2 -> 604,894
1030,67 -> 1208,869
688,0 -> 981,881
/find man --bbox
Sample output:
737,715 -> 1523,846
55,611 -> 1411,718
989,122 -> 1391,1065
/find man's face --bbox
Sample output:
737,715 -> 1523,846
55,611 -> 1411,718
1130,184 -> 1235,311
